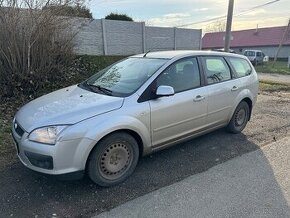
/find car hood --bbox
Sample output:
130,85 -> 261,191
15,85 -> 124,132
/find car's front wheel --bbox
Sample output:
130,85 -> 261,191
87,132 -> 139,187
226,101 -> 250,134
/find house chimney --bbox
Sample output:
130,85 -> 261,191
254,24 -> 259,35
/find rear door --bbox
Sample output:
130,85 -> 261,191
201,56 -> 240,127
226,56 -> 258,100
149,57 -> 208,147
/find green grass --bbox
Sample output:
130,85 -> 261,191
259,80 -> 290,92
255,61 -> 290,75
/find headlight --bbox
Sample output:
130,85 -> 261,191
28,126 -> 67,145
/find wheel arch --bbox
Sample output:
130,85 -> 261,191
85,129 -> 145,171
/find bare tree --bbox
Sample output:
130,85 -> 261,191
0,0 -> 80,98
205,20 -> 226,33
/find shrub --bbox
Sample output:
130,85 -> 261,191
105,13 -> 133,21
0,0 -> 79,98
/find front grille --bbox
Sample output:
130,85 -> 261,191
14,121 -> 25,137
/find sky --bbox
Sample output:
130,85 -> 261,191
87,0 -> 290,31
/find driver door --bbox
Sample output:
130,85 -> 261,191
149,57 -> 208,147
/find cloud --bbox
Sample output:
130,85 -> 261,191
163,13 -> 191,19
192,7 -> 209,12
242,8 -> 267,16
147,13 -> 192,27
232,16 -> 289,30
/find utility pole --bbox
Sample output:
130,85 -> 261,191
224,0 -> 234,52
273,19 -> 290,66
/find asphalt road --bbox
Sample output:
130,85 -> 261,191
1,92 -> 290,218
95,137 -> 290,218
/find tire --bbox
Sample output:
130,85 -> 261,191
226,101 -> 250,134
87,132 -> 139,187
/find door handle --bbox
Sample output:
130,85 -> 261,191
231,86 -> 239,91
193,95 -> 205,102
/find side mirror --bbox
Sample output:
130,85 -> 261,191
156,85 -> 175,97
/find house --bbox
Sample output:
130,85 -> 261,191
202,26 -> 290,59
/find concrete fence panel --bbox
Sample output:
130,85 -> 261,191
176,28 -> 202,50
72,18 -> 104,55
145,26 -> 175,51
72,18 -> 202,56
105,19 -> 143,55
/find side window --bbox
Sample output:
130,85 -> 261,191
156,58 -> 201,93
227,57 -> 252,78
202,57 -> 231,85
257,52 -> 262,57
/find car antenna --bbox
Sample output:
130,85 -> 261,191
143,50 -> 150,57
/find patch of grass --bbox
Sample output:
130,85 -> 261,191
36,55 -> 126,98
0,114 -> 16,169
259,80 -> 290,92
255,61 -> 290,75
79,55 -> 126,74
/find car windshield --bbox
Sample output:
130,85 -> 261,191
244,51 -> 255,56
81,57 -> 167,97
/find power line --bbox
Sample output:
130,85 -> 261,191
176,0 -> 281,27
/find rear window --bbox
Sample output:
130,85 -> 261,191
244,51 -> 255,56
227,57 -> 252,78
202,57 -> 231,85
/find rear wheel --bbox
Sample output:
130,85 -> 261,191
87,132 -> 139,187
227,101 -> 250,134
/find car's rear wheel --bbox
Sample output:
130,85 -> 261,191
87,132 -> 139,187
226,101 -> 250,134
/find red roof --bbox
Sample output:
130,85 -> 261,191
202,26 -> 290,49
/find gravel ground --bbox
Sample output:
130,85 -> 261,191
0,91 -> 290,218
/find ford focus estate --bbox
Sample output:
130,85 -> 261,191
12,51 -> 259,186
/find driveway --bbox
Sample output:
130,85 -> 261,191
1,92 -> 290,217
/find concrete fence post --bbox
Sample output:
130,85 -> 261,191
101,19 -> 108,55
199,29 -> 202,50
174,27 -> 177,50
141,22 -> 146,53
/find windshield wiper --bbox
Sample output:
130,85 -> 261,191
85,82 -> 113,96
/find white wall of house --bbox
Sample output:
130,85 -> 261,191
231,46 -> 290,59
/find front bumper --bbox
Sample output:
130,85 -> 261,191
11,125 -> 96,175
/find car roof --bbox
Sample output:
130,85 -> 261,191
244,50 -> 262,52
131,50 -> 246,60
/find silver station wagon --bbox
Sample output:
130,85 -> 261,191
12,51 -> 259,186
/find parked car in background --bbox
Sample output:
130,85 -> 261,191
244,50 -> 265,66
12,51 -> 259,187
212,48 -> 236,53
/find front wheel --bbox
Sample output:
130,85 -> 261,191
87,132 -> 139,187
226,101 -> 250,134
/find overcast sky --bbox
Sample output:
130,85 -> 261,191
87,0 -> 290,31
